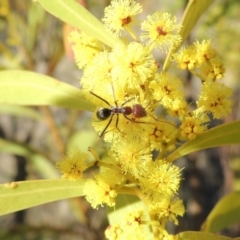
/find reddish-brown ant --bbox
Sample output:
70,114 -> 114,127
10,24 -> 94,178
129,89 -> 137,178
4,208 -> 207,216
90,91 -> 147,137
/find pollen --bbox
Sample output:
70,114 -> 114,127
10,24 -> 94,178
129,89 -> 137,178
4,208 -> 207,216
55,151 -> 89,180
4,182 -> 18,189
150,72 -> 184,109
83,174 -> 118,209
139,160 -> 181,199
102,0 -> 142,36
68,30 -> 103,69
112,134 -> 152,176
141,12 -> 182,51
197,82 -> 233,119
110,42 -> 156,89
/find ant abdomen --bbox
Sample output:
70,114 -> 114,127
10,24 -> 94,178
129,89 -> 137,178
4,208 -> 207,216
132,104 -> 147,118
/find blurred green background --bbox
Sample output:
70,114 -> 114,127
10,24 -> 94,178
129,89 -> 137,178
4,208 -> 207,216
0,0 -> 240,239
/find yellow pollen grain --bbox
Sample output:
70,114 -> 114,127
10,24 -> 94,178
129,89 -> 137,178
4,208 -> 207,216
4,182 -> 18,189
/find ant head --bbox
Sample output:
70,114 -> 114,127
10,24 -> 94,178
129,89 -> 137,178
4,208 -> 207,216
96,108 -> 112,120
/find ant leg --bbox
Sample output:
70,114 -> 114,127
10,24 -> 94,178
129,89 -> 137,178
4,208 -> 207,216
110,81 -> 133,107
124,114 -> 174,127
121,97 -> 135,107
148,113 -> 176,128
123,114 -> 154,125
114,99 -> 118,107
90,91 -> 111,107
99,114 -> 114,138
123,114 -> 135,122
123,115 -> 143,123
110,82 -> 119,107
115,114 -> 122,133
100,114 -> 123,137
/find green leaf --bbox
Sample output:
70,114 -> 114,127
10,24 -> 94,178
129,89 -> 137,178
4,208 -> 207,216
0,70 -> 94,111
67,130 -> 98,153
107,194 -> 141,225
163,0 -> 215,71
27,2 -> 46,52
0,138 -> 59,179
0,179 -> 85,216
178,231 -> 233,240
230,157 -> 240,191
167,120 -> 240,162
179,0 -> 215,44
36,0 -> 124,48
202,191 -> 240,233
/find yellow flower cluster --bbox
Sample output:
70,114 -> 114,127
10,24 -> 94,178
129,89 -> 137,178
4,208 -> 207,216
56,151 -> 89,180
56,0 -> 233,239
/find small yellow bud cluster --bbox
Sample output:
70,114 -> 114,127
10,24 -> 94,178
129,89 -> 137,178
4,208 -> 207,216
174,39 -> 232,138
105,224 -> 123,240
175,40 -> 225,82
179,111 -> 209,140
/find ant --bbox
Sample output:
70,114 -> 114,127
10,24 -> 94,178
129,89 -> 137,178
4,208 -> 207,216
90,91 -> 147,138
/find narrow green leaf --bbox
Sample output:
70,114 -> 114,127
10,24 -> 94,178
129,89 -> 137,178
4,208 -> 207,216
0,105 -> 41,120
0,138 -> 59,179
178,231 -> 233,240
107,195 -> 141,225
167,120 -> 240,162
27,2 -> 46,52
0,70 -> 94,111
179,0 -> 215,44
0,179 -> 85,216
202,191 -> 240,233
35,0 -> 124,48
67,130 -> 98,153
163,0 -> 215,71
